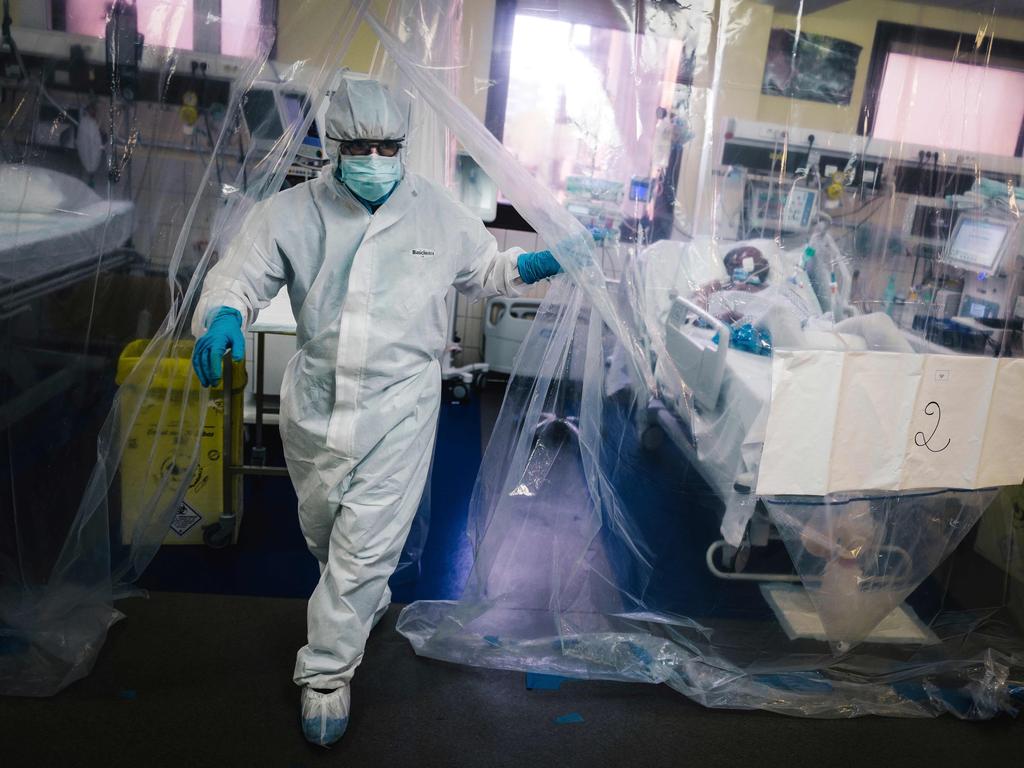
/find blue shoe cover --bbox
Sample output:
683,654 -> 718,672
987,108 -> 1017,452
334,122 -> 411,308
301,685 -> 350,747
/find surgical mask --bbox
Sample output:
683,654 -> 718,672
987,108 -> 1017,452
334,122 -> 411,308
336,153 -> 403,203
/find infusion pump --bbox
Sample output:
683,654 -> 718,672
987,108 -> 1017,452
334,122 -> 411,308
742,176 -> 820,237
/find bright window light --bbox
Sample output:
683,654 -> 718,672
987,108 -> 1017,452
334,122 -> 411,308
502,13 -> 683,197
873,52 -> 1024,157
220,0 -> 265,57
63,1 -> 265,54
65,0 -> 195,49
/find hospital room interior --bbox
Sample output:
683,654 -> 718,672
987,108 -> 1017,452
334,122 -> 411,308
2,0 -> 1024,763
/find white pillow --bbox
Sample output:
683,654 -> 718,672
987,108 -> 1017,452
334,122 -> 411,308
0,165 -> 97,214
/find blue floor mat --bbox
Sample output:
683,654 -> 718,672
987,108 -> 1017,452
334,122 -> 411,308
139,398 -> 481,602
392,397 -> 480,604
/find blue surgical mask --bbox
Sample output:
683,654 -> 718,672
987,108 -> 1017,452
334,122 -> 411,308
336,154 -> 403,203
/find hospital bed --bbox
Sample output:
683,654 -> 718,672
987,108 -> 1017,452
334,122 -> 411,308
610,236 -> 992,617
0,165 -> 135,319
0,166 -> 136,429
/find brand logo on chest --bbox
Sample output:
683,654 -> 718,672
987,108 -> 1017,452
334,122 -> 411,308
411,248 -> 436,258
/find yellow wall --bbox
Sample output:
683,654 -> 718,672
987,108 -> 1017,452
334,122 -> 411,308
275,0 -> 388,72
712,0 -> 776,122
461,0 -> 499,121
749,0 -> 1024,132
9,0 -> 47,26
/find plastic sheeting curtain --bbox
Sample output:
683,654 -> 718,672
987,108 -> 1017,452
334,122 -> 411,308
0,0 -> 373,695
3,0 -> 1024,717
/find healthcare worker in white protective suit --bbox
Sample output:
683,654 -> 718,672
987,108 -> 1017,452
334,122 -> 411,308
190,75 -> 561,746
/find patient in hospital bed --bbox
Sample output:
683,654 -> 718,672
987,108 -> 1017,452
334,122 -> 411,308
691,245 -> 772,320
641,237 -> 912,357
618,238 -> 959,643
626,236 -> 916,517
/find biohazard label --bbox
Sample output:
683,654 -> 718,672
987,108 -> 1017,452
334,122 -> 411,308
169,501 -> 203,537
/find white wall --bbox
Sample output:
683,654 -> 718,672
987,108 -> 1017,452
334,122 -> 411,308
454,225 -> 549,365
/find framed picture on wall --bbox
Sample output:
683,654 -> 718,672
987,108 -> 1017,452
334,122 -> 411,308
762,29 -> 862,105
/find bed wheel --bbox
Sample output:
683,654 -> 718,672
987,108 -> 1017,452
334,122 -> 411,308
640,424 -> 664,451
451,381 -> 470,402
203,520 -> 233,549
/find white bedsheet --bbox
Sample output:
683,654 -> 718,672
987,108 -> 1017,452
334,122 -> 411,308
670,319 -> 919,545
0,186 -> 134,286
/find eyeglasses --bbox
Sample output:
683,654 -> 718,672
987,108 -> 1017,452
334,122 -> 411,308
335,139 -> 403,157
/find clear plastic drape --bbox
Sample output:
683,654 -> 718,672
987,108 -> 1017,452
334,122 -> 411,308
387,0 -> 1024,718
3,0 -> 1023,718
1,0 -> 374,695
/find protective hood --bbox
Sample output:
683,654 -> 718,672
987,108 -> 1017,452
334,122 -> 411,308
326,75 -> 408,142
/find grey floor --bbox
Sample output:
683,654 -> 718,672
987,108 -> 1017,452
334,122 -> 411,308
1,591 -> 1021,768
3,383 -> 1022,764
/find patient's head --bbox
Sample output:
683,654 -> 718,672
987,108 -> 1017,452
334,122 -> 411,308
723,246 -> 769,291
690,244 -> 772,323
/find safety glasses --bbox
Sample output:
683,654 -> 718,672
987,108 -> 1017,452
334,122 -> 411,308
335,139 -> 403,157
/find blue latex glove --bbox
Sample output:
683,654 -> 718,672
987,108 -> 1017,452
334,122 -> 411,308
713,322 -> 772,356
517,250 -> 562,285
192,307 -> 245,387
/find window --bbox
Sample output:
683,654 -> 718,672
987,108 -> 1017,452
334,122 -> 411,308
873,53 -> 1024,156
63,0 -> 195,48
486,0 -> 695,203
863,22 -> 1024,157
220,0 -> 266,57
54,0 -> 272,56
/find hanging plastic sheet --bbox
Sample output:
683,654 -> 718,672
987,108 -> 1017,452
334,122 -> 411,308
380,0 -> 1024,717
0,0 -> 378,696
3,0 -> 1024,718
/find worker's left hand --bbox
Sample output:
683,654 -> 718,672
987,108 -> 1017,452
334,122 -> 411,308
517,250 -> 562,284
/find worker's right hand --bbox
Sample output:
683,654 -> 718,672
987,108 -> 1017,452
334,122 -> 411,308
192,306 -> 245,387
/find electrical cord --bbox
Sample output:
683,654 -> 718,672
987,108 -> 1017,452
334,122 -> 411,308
830,188 -> 890,221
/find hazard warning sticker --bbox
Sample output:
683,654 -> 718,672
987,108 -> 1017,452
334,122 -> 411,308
169,501 -> 203,537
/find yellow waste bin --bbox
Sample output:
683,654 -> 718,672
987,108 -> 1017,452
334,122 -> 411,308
116,339 -> 247,545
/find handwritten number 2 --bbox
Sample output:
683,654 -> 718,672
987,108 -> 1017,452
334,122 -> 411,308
914,401 -> 950,453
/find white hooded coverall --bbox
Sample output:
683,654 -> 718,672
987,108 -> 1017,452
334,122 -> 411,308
193,165 -> 525,689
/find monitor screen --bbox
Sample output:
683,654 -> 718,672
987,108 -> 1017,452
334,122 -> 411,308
281,93 -> 312,133
961,296 -> 999,320
629,177 -> 652,202
945,218 -> 1011,273
243,88 -> 283,142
